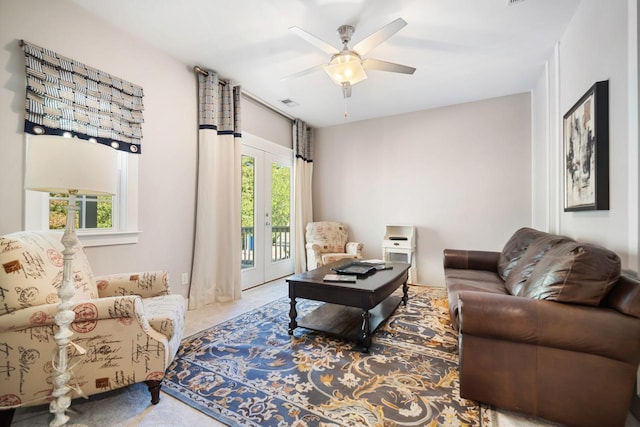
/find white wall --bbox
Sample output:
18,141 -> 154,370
0,0 -> 290,299
242,95 -> 293,149
532,46 -> 562,234
532,64 -> 550,231
5,0 -> 633,295
0,0 -> 197,294
314,93 -> 532,286
532,0 -> 638,269
0,0 -> 276,296
0,0 -> 198,297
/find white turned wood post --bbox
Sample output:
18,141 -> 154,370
49,192 -> 78,427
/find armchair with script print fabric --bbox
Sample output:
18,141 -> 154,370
0,231 -> 185,425
305,221 -> 363,270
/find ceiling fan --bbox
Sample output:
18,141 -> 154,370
284,17 -> 416,100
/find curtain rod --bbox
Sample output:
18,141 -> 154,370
193,65 -> 295,123
193,66 -> 225,85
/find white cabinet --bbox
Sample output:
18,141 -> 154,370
382,225 -> 417,283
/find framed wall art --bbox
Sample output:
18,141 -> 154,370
563,80 -> 609,211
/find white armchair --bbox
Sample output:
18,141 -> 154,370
0,231 -> 185,425
305,221 -> 363,270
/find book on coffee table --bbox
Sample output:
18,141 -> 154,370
323,274 -> 357,283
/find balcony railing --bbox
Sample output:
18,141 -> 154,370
241,226 -> 254,268
241,225 -> 290,268
271,226 -> 290,262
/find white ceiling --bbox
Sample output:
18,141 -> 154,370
71,0 -> 581,128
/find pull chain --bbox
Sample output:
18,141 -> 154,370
341,82 -> 351,117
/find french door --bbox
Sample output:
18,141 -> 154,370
241,135 -> 294,289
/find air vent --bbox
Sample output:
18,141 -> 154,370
280,99 -> 299,107
506,0 -> 525,5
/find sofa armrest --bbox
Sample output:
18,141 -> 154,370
0,295 -> 150,333
305,243 -> 322,270
345,241 -> 363,257
0,304 -> 58,332
457,290 -> 640,364
0,295 -> 145,333
443,249 -> 499,272
305,242 -> 322,253
96,270 -> 170,298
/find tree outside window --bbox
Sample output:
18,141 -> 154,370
49,193 -> 113,230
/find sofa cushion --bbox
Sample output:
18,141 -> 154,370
498,227 -> 550,280
445,268 -> 507,330
520,241 -> 621,305
505,233 -> 573,296
321,253 -> 361,265
0,231 -> 98,315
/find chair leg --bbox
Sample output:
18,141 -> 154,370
0,408 -> 16,426
145,380 -> 162,405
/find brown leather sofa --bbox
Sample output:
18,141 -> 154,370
444,227 -> 640,427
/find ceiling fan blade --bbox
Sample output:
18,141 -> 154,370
363,58 -> 415,74
289,26 -> 340,56
353,17 -> 407,56
281,63 -> 326,82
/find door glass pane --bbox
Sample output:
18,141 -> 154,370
271,163 -> 291,262
241,155 -> 255,269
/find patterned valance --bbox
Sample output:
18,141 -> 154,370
198,71 -> 241,137
294,119 -> 313,162
22,40 -> 144,154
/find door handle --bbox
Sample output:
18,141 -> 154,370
266,222 -> 271,226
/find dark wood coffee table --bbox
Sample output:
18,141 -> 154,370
287,261 -> 410,352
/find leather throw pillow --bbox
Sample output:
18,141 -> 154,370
497,227 -> 549,281
505,233 -> 573,296
520,241 -> 621,306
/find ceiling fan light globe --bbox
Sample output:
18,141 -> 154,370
324,58 -> 367,86
330,52 -> 359,65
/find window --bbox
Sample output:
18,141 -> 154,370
24,137 -> 140,247
48,194 -> 114,230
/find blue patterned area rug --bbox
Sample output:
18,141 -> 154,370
163,285 -> 493,426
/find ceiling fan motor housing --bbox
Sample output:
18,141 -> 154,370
337,25 -> 355,45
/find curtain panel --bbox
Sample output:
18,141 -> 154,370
21,40 -> 144,154
189,71 -> 242,308
293,119 -> 314,273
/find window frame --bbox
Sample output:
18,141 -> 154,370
24,137 -> 140,247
